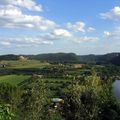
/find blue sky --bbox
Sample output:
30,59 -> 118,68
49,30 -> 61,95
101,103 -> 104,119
0,0 -> 120,55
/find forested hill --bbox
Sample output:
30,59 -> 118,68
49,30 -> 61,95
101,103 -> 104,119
30,53 -> 79,63
0,54 -> 18,60
78,53 -> 120,65
0,52 -> 120,65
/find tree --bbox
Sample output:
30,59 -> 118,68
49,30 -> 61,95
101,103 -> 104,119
19,78 -> 51,120
62,71 -> 120,120
0,83 -> 21,113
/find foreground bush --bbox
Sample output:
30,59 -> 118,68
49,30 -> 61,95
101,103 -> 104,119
63,74 -> 120,120
19,78 -> 51,120
0,104 -> 15,120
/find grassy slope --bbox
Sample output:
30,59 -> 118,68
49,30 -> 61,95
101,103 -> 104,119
0,60 -> 50,69
0,75 -> 31,85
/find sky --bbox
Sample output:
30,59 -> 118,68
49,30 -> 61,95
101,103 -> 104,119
0,0 -> 120,55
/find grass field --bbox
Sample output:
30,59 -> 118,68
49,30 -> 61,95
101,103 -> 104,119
0,60 -> 50,69
0,75 -> 31,85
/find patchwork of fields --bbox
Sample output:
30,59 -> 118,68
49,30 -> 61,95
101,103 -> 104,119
0,60 -> 87,99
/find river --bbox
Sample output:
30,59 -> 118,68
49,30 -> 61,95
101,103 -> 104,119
112,80 -> 120,100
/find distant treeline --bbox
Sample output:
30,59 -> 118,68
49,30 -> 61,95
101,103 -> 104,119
0,52 -> 120,65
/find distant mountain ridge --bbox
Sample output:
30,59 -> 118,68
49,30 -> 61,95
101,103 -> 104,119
0,52 -> 120,65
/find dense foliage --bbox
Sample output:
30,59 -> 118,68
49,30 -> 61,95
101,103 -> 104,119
62,74 -> 120,120
0,104 -> 15,120
19,78 -> 51,120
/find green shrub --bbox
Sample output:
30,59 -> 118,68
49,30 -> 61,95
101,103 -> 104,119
0,104 -> 15,120
63,73 -> 120,120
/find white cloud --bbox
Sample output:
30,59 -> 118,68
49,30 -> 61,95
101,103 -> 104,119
0,41 -> 11,46
0,5 -> 56,30
87,27 -> 96,32
103,29 -> 120,52
100,6 -> 120,21
101,27 -> 120,52
104,31 -> 111,37
53,29 -> 72,38
73,36 -> 98,43
0,0 -> 43,12
0,1 -> 99,48
67,21 -> 85,32
67,21 -> 96,33
0,36 -> 53,47
103,27 -> 120,43
0,33 -> 99,48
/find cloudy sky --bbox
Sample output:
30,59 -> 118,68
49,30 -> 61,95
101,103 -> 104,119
0,0 -> 120,55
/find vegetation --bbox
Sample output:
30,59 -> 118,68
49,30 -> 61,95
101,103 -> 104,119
1,52 -> 120,65
19,78 -> 51,120
0,104 -> 15,120
0,75 -> 31,85
0,60 -> 50,69
0,54 -> 120,120
63,73 -> 120,120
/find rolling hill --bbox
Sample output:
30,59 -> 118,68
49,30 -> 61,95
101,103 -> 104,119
0,52 -> 120,65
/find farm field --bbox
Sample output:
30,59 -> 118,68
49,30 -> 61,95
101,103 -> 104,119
0,75 -> 31,85
0,60 -> 50,69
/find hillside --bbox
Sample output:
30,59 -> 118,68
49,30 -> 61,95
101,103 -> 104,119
29,53 -> 79,63
0,52 -> 120,65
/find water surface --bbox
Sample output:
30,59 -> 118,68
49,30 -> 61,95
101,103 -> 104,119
112,80 -> 120,100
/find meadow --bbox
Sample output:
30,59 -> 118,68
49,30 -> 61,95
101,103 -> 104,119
0,60 -> 50,69
0,75 -> 31,85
